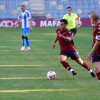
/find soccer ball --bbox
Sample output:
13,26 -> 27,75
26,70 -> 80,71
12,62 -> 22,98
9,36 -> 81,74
47,71 -> 56,80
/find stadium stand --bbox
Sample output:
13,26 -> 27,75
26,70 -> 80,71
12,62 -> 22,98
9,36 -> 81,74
29,0 -> 46,19
0,0 -> 100,19
0,0 -> 30,19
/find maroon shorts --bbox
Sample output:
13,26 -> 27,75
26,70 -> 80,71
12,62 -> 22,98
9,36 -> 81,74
59,50 -> 80,60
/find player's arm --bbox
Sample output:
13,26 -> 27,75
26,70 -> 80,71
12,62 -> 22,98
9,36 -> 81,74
76,14 -> 80,28
86,40 -> 100,62
59,34 -> 72,42
52,35 -> 58,49
86,30 -> 100,62
58,31 -> 72,42
29,18 -> 32,32
91,40 -> 100,53
28,11 -> 32,32
14,19 -> 20,28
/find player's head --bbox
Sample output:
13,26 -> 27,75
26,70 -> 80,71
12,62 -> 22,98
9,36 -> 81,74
60,19 -> 68,31
67,7 -> 72,15
20,5 -> 25,12
89,12 -> 99,24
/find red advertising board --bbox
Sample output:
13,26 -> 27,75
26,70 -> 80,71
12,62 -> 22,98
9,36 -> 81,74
0,19 -> 91,27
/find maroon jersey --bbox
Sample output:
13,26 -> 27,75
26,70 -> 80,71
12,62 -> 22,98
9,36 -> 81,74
56,28 -> 76,52
93,23 -> 100,53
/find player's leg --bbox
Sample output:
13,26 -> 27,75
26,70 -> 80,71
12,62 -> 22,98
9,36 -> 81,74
59,52 -> 77,76
25,28 -> 31,51
92,53 -> 100,81
75,58 -> 96,77
71,28 -> 77,36
93,62 -> 100,81
70,28 -> 77,46
70,51 -> 95,77
20,29 -> 26,51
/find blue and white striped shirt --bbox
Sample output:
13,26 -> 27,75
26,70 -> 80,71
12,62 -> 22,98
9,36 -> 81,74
18,10 -> 31,29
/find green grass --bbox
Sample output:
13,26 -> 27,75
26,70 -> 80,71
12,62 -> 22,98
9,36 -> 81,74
0,27 -> 100,100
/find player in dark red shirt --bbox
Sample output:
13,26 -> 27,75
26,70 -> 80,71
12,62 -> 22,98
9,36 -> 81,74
52,19 -> 95,77
86,12 -> 100,81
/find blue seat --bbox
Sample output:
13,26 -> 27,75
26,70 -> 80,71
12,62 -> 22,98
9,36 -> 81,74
11,0 -> 17,10
83,13 -> 89,18
52,9 -> 57,13
76,5 -> 81,9
81,0 -> 86,5
0,14 -> 6,19
25,6 -> 29,10
44,0 -> 100,18
75,0 -> 80,5
56,0 -> 62,5
6,12 -> 12,19
12,14 -> 18,19
5,0 -> 11,10
51,6 -> 56,10
58,13 -> 63,19
46,9 -> 51,14
77,14 -> 83,18
63,1 -> 68,6
17,0 -> 23,6
58,10 -> 63,14
71,6 -> 75,10
69,0 -> 74,5
0,9 -> 6,19
88,8 -> 93,13
0,10 -> 6,13
52,13 -> 58,19
87,1 -> 92,5
94,8 -> 100,13
0,0 -> 4,5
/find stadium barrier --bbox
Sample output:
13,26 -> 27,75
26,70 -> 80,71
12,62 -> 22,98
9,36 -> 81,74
0,19 -> 91,27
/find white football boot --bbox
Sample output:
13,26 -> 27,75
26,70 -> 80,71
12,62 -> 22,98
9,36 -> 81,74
25,47 -> 31,51
19,46 -> 25,51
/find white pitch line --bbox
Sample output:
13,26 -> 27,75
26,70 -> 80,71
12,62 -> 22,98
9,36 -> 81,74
0,77 -> 46,80
9,40 -> 44,42
0,65 -> 46,67
0,89 -> 81,93
0,50 -> 18,51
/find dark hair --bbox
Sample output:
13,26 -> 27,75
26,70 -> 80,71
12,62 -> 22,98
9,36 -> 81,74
20,5 -> 25,8
90,12 -> 99,21
67,7 -> 72,10
60,19 -> 68,24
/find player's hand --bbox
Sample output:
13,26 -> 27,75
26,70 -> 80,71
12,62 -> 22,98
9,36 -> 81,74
13,25 -> 16,28
57,31 -> 60,34
58,33 -> 62,37
30,27 -> 32,32
52,43 -> 56,49
85,53 -> 92,62
77,24 -> 80,29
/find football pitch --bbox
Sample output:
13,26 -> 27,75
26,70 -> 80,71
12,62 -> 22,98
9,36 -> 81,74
0,27 -> 100,100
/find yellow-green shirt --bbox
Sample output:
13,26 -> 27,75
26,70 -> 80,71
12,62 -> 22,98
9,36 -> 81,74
63,13 -> 78,29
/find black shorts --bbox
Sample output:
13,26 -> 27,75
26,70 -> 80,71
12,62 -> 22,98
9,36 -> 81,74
70,28 -> 77,36
92,52 -> 100,63
59,50 -> 80,60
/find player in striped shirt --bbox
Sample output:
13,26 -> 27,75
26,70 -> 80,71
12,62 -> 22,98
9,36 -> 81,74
14,5 -> 32,51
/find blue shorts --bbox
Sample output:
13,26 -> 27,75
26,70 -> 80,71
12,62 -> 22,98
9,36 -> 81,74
21,28 -> 30,36
59,51 -> 80,60
92,52 -> 100,63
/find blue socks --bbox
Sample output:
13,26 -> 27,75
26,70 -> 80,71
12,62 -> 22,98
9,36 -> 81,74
22,36 -> 30,47
26,39 -> 29,47
22,36 -> 26,47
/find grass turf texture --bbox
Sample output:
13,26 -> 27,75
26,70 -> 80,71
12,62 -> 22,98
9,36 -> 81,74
0,27 -> 100,100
